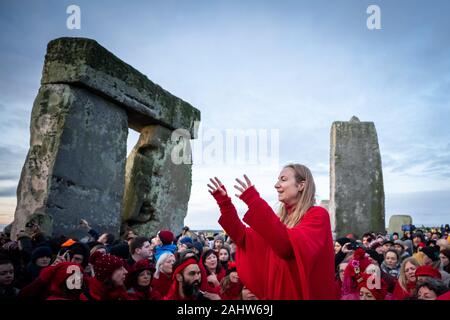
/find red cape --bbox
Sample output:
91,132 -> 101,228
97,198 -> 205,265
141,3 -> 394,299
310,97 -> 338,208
215,186 -> 338,300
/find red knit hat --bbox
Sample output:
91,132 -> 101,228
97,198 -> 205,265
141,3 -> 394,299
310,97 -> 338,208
357,272 -> 388,300
415,265 -> 442,279
93,253 -> 125,282
158,230 -> 175,245
129,259 -> 156,275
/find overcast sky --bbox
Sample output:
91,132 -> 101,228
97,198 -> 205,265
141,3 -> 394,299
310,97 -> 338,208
0,0 -> 449,229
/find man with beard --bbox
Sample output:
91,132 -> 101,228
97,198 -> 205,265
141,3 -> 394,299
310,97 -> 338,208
164,256 -> 219,300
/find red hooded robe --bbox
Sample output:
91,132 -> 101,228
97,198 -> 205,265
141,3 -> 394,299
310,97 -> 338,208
213,185 -> 338,300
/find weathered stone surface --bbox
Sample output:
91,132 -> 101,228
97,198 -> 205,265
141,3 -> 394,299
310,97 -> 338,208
42,37 -> 200,136
121,125 -> 192,236
329,116 -> 385,238
388,215 -> 412,237
11,37 -> 200,240
12,84 -> 128,239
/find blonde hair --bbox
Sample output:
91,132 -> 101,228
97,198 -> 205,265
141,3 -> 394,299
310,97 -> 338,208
413,252 -> 425,265
398,257 -> 420,292
154,252 -> 175,279
277,164 -> 316,228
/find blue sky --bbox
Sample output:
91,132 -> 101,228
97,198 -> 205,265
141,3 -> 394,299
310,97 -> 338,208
0,0 -> 449,229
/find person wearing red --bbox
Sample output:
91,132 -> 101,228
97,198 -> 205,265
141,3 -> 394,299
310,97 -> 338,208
151,252 -> 175,297
392,257 -> 420,300
207,164 -> 338,300
357,272 -> 388,300
220,261 -> 243,300
200,249 -> 226,294
126,259 -> 161,300
83,251 -> 129,300
164,257 -> 202,300
46,262 -> 84,300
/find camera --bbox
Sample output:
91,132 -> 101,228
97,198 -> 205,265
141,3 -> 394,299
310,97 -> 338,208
401,224 -> 415,232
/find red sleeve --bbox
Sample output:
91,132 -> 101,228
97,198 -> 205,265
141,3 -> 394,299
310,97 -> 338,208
288,207 -> 339,299
213,191 -> 246,247
240,186 -> 294,259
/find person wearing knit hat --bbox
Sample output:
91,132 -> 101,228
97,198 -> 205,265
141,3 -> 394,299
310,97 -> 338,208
164,256 -> 204,300
358,272 -> 388,300
422,246 -> 440,265
155,230 -> 177,263
393,240 -> 410,263
192,240 -> 205,258
334,237 -> 351,254
213,235 -> 224,253
158,230 -> 175,245
84,253 -> 129,300
66,242 -> 90,267
177,236 -> 193,253
25,246 -> 53,283
126,259 -> 161,300
416,265 -> 442,281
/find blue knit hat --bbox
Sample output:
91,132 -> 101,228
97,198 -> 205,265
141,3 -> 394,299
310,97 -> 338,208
179,236 -> 193,245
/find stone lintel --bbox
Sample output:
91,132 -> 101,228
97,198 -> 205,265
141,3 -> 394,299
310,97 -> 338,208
42,37 -> 200,137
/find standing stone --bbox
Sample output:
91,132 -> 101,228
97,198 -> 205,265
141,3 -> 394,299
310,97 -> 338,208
329,116 -> 385,238
12,84 -> 128,239
11,37 -> 200,240
388,215 -> 412,237
122,125 -> 192,236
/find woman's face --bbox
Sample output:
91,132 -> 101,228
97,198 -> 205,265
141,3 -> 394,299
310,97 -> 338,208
137,269 -> 152,287
417,286 -> 437,300
334,242 -> 342,254
205,253 -> 218,271
214,240 -> 223,250
161,254 -> 175,274
359,287 -> 376,300
384,252 -> 398,268
35,256 -> 51,267
219,249 -> 229,262
111,266 -> 128,287
404,261 -> 417,283
274,167 -> 304,206
439,253 -> 449,267
229,271 -> 239,283
338,263 -> 348,282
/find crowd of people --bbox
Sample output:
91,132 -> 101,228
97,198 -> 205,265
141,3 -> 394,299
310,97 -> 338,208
1,161 -> 449,301
0,220 -> 256,301
0,219 -> 449,301
334,225 -> 450,300
2,217 -> 448,301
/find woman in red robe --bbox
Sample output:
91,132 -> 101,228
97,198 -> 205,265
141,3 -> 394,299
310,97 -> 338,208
207,163 -> 338,300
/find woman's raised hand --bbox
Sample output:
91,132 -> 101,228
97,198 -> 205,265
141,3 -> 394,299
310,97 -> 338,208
234,174 -> 253,198
207,177 -> 227,196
